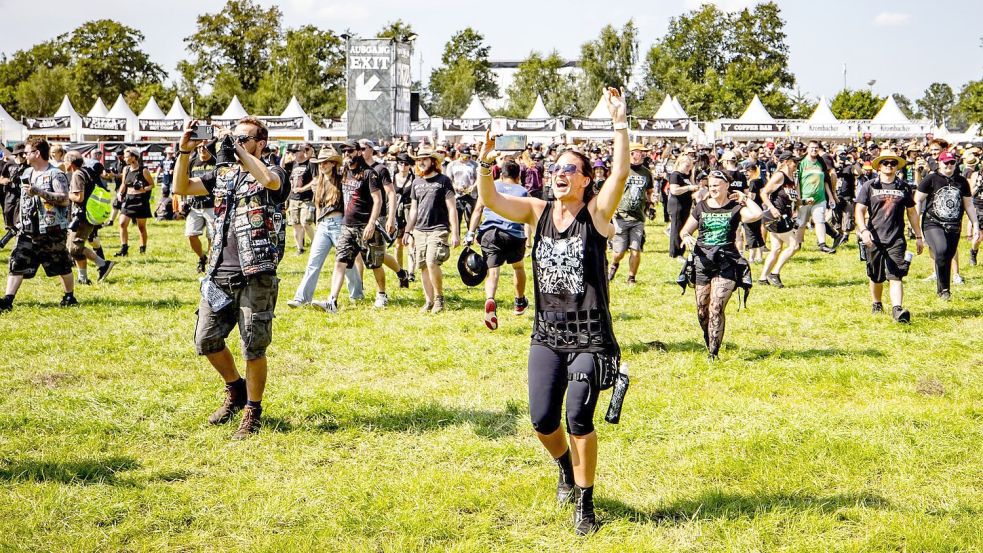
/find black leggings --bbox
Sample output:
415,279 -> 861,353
923,221 -> 960,293
527,345 -> 599,436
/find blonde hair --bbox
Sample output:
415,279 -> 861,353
313,162 -> 340,209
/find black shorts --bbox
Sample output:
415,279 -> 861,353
122,194 -> 152,219
479,228 -> 525,268
9,230 -> 73,278
694,245 -> 746,285
865,239 -> 909,283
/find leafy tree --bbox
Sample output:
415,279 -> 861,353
376,20 -> 416,42
830,89 -> 883,119
953,80 -> 983,126
428,28 -> 497,115
578,21 -> 638,112
69,20 -> 166,108
502,51 -> 579,118
252,25 -> 345,118
639,2 -> 794,119
15,66 -> 75,117
183,0 -> 282,95
125,83 -> 179,117
916,82 -> 955,125
787,88 -> 817,119
892,93 -> 918,119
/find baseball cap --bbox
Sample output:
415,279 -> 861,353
358,138 -> 377,151
938,151 -> 957,163
11,143 -> 25,155
777,151 -> 797,162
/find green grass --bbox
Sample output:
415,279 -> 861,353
1,215 -> 982,552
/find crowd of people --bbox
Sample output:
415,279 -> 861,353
2,90 -> 982,534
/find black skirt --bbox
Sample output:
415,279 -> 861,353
122,193 -> 152,219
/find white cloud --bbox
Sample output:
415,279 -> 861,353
683,0 -> 757,12
873,12 -> 911,26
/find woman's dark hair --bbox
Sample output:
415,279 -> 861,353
558,149 -> 597,201
503,160 -> 521,180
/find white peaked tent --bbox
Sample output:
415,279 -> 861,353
30,95 -> 83,140
871,96 -> 909,124
587,96 -> 609,119
564,95 -> 613,141
271,95 -> 322,140
138,97 -> 166,119
0,103 -> 26,142
528,95 -> 551,119
653,95 -> 682,119
866,96 -> 930,138
671,96 -> 689,119
219,95 -> 249,120
792,95 -> 854,139
105,94 -> 138,140
808,96 -> 838,124
634,94 -> 692,139
460,95 -> 492,119
710,95 -> 786,140
166,98 -> 191,121
87,97 -> 110,117
738,95 -> 775,123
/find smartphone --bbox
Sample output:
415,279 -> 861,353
190,124 -> 214,141
494,134 -> 527,152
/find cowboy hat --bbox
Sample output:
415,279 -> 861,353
412,144 -> 445,165
962,152 -> 979,167
312,145 -> 342,164
872,149 -> 906,170
629,142 -> 650,152
457,247 -> 487,287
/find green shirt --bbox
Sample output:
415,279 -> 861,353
798,158 -> 826,203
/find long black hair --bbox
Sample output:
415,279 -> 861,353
557,149 -> 596,201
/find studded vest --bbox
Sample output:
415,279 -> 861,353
206,166 -> 285,277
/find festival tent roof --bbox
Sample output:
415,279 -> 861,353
280,96 -> 306,118
138,97 -> 166,119
166,98 -> 191,120
55,95 -> 82,119
808,96 -> 838,123
460,95 -> 491,119
106,94 -> 138,120
273,96 -> 323,140
528,95 -> 551,119
87,97 -> 109,117
220,95 -> 249,119
418,105 -> 429,119
671,96 -> 689,119
871,96 -> 910,125
653,94 -> 683,119
737,95 -> 775,123
587,96 -> 609,119
0,103 -> 25,142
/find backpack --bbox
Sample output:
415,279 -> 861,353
85,181 -> 113,225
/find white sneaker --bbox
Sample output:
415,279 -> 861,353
374,293 -> 388,309
312,298 -> 338,313
954,274 -> 965,285
924,273 -> 937,281
287,299 -> 306,308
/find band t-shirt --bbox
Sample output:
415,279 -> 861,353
616,164 -> 653,221
692,199 -> 742,247
342,167 -> 382,226
726,169 -> 748,193
411,173 -> 455,232
917,173 -> 971,230
188,156 -> 216,209
285,161 -> 313,202
856,178 -> 914,245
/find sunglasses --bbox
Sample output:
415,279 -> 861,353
235,135 -> 257,144
942,160 -> 957,166
553,163 -> 580,176
879,160 -> 898,167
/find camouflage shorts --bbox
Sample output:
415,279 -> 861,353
9,230 -> 73,279
194,273 -> 280,361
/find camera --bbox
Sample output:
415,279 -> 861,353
215,135 -> 237,167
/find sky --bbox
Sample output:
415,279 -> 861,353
1,0 -> 981,105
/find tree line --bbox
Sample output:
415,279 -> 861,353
0,0 -> 981,128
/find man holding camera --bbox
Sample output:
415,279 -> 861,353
173,117 -> 288,440
0,137 -> 77,313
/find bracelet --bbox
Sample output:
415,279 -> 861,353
613,121 -> 628,130
479,160 -> 493,169
477,167 -> 493,177
179,150 -> 193,155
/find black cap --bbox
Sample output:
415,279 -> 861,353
11,143 -> 25,155
793,141 -> 805,150
777,150 -> 797,162
341,139 -> 360,152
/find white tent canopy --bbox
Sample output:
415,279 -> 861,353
808,96 -> 838,123
0,103 -> 26,142
653,94 -> 684,119
271,95 -> 322,140
738,95 -> 775,123
671,96 -> 688,119
138,97 -> 166,119
460,95 -> 491,119
528,95 -> 551,119
106,94 -> 137,120
219,95 -> 249,119
166,98 -> 191,121
587,96 -> 609,119
280,96 -> 306,118
55,95 -> 81,119
871,96 -> 910,124
87,97 -> 109,117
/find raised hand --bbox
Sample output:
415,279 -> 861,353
604,87 -> 627,123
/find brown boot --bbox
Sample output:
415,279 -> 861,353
232,405 -> 262,440
208,379 -> 246,425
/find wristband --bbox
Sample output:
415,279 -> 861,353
179,150 -> 193,155
479,160 -> 493,169
477,167 -> 493,177
613,122 -> 628,131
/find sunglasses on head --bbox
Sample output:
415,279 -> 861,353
553,163 -> 580,175
879,160 -> 898,167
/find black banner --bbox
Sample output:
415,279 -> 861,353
24,116 -> 70,130
635,118 -> 690,132
568,118 -> 613,132
505,118 -> 559,132
442,119 -> 491,132
259,116 -> 304,130
719,122 -> 787,133
210,118 -> 239,128
82,117 -> 127,132
139,119 -> 184,132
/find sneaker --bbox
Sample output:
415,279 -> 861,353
767,273 -> 784,289
626,275 -> 636,285
757,278 -> 770,285
197,255 -> 207,273
76,276 -> 92,286
312,298 -> 338,313
953,274 -> 965,286
892,305 -> 911,324
833,233 -> 850,248
971,249 -> 978,267
60,295 -> 79,308
484,299 -> 498,330
573,486 -> 600,536
420,300 -> 434,313
397,269 -> 411,289
607,263 -> 619,282
374,292 -> 388,309
208,382 -> 246,425
0,296 -> 12,313
817,243 -> 836,254
231,405 -> 261,440
514,297 -> 529,316
287,299 -> 306,308
97,261 -> 116,282
432,295 -> 445,314
939,290 -> 951,301
872,302 -> 884,314
924,273 -> 937,282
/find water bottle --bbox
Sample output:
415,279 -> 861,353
904,251 -> 914,263
604,363 -> 630,424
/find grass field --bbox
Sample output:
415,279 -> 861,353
1,214 -> 982,552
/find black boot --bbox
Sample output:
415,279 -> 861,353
573,485 -> 599,535
114,244 -> 128,257
554,450 -> 575,504
139,245 -> 146,255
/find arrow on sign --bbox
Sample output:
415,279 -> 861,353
355,73 -> 381,101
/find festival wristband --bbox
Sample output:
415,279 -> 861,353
613,122 -> 628,131
179,150 -> 193,155
479,160 -> 493,169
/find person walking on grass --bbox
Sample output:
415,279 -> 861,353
477,87 -> 627,535
173,117 -> 288,440
64,151 -> 115,285
466,158 -> 528,330
855,149 -> 923,323
758,151 -> 801,288
184,142 -> 217,273
607,143 -> 653,284
795,140 -> 838,254
115,148 -> 154,257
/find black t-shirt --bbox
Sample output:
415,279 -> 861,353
372,161 -> 392,217
285,161 -> 314,202
692,199 -> 743,247
411,173 -> 455,232
188,156 -> 216,209
726,170 -> 748,193
917,173 -> 971,229
836,169 -> 857,199
200,164 -> 288,275
767,172 -> 796,218
668,171 -> 694,201
856,177 -> 914,245
342,166 -> 382,226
